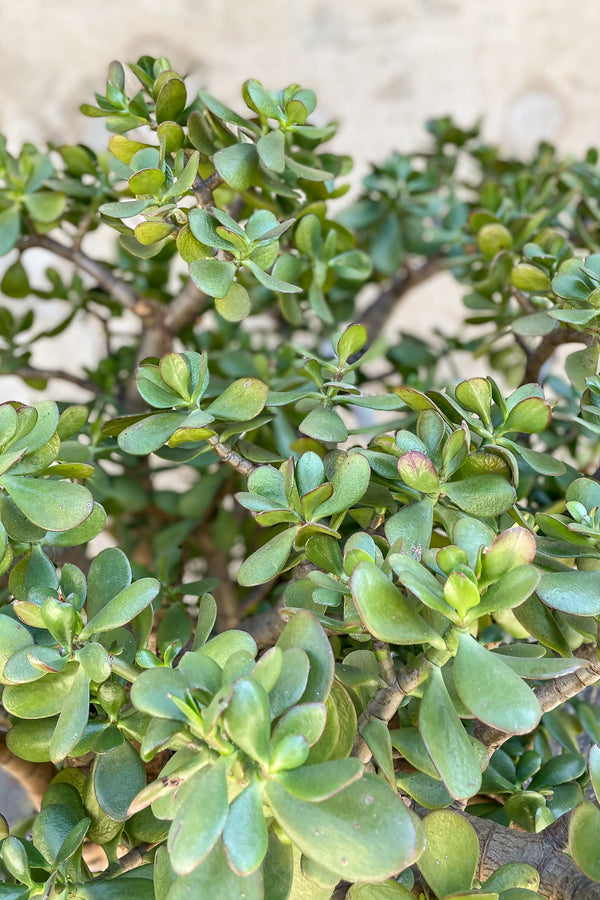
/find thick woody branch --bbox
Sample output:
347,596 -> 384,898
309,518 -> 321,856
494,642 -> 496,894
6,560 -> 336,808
239,606 -> 287,649
164,276 -> 208,334
522,325 -> 596,385
462,810 -> 600,900
206,435 -> 255,476
359,257 -> 443,343
351,665 -> 426,763
103,843 -> 151,877
17,234 -> 146,316
11,366 -> 95,392
193,171 -> 224,209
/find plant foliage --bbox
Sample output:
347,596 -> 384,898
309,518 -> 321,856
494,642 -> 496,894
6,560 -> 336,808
0,56 -> 600,900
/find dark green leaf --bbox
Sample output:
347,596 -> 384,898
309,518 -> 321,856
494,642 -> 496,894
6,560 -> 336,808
453,632 -> 541,733
419,666 -> 482,799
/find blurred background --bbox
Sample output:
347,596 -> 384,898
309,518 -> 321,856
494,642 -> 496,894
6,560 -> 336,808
0,0 -> 599,825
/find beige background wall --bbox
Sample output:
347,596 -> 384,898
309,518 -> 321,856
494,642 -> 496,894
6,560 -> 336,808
0,0 -> 598,401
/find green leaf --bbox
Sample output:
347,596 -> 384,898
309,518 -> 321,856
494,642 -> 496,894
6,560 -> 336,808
224,678 -> 271,764
1,474 -> 93,531
0,206 -> 20,255
569,801 -> 600,881
361,717 -> 395,785
245,258 -> 302,293
329,250 -> 372,281
1,260 -> 29,297
299,407 -> 348,443
50,664 -> 89,762
135,220 -> 174,245
271,702 -> 327,752
73,877 -> 155,899
80,577 -> 160,638
213,142 -> 258,190
346,883 -> 414,900
129,168 -> 165,194
418,810 -> 479,898
455,378 -> 492,422
337,325 -> 367,366
419,666 -> 482,799
238,526 -> 298,586
276,611 -> 334,704
443,476 -> 516,517
189,258 -> 235,299
170,840 -> 263,900
215,282 -> 251,321
499,398 -> 551,435
257,130 -> 285,173
479,528 -> 536,585
536,571 -> 600,616
351,561 -> 445,649
276,758 -> 363,801
268,648 -> 310,717
3,663 -> 79,718
87,548 -> 131,619
118,411 -> 189,455
566,345 -> 599,393
398,451 -> 439,493
32,803 -> 78,866
481,862 -> 540,893
223,779 -> 268,875
513,312 -> 556,336
93,738 -> 146,822
168,759 -> 229,874
23,191 -> 66,222
312,453 -> 371,518
474,565 -> 540,619
266,773 -> 424,881
131,667 -> 188,722
453,632 -> 541,733
207,377 -> 268,420
244,80 -> 282,119
99,198 -> 151,219
590,746 -> 600,804
385,498 -> 434,554
156,77 -> 187,123
0,614 -> 33,681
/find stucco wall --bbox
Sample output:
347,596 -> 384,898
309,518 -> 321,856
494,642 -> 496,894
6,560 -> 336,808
1,0 -> 599,401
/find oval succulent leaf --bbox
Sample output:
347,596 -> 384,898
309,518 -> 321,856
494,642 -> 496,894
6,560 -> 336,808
351,560 -> 446,649
80,578 -> 160,638
265,773 -> 425,882
453,632 -> 541,733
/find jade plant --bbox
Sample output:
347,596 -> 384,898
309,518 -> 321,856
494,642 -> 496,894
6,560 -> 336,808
1,56 -> 600,900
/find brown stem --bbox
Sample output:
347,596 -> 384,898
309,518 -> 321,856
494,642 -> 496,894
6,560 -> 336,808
103,843 -> 151,876
522,325 -> 596,385
164,276 -> 208,334
17,234 -> 145,316
0,733 -> 54,810
474,647 -> 600,756
10,366 -> 95,392
239,606 -> 287,649
206,435 -> 255,476
193,172 -> 224,210
371,639 -> 396,684
359,258 -> 443,343
351,665 -> 426,763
